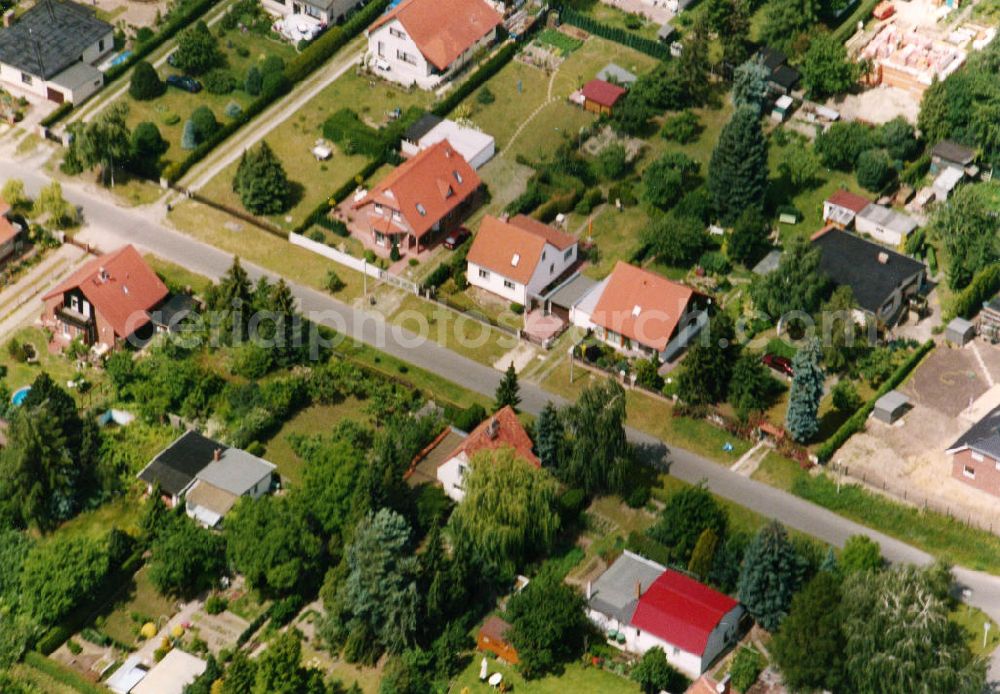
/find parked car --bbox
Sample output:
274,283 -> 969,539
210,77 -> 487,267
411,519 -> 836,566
166,75 -> 202,93
443,228 -> 471,250
762,353 -> 793,377
166,52 -> 178,67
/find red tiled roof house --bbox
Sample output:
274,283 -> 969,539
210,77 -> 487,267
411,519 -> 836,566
436,405 -> 540,501
365,0 -> 502,90
586,550 -> 745,678
466,214 -> 578,306
352,141 -> 481,257
572,261 -> 704,362
580,79 -> 627,115
822,190 -> 870,229
41,245 -> 169,352
0,198 -> 23,263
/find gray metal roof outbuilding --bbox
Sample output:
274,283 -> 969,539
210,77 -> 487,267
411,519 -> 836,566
873,390 -> 909,424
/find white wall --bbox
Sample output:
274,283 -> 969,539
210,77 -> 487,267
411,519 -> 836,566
0,30 -> 111,103
854,215 -> 907,247
437,454 -> 468,502
524,243 -> 576,297
81,31 -> 114,63
247,474 -> 273,499
368,19 -> 435,88
586,608 -> 704,678
467,261 -> 528,305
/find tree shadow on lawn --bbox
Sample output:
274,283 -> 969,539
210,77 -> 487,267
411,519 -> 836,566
284,180 -> 306,213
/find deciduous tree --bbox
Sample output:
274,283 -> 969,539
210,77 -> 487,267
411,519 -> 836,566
20,535 -> 109,625
630,646 -> 687,693
726,207 -> 770,267
927,183 -> 1000,290
173,21 -> 224,75
800,34 -> 857,99
749,238 -> 831,317
507,575 -> 588,678
839,534 -> 882,574
560,379 -> 631,494
149,514 -> 226,597
728,353 -> 778,419
771,571 -> 845,692
642,212 -> 706,266
650,483 -> 728,564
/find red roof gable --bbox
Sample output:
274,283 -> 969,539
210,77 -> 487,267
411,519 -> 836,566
354,141 -> 480,241
448,405 -> 540,468
367,0 -> 502,71
581,79 -> 627,108
0,216 -> 18,246
825,189 -> 870,214
43,245 -> 168,338
631,570 -> 739,656
591,261 -> 695,352
467,215 -> 577,285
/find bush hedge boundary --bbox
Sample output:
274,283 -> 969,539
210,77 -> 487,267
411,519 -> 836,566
945,264 -> 1000,321
556,6 -> 671,61
816,339 -> 934,462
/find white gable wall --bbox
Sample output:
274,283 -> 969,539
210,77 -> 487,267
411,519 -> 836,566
467,241 -> 577,306
437,452 -> 469,501
368,19 -> 435,88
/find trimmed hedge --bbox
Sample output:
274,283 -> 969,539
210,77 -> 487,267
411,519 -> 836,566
816,339 -> 934,462
557,6 -> 670,60
945,263 -> 1000,321
625,531 -> 672,567
40,102 -> 74,128
24,651 -> 108,694
831,0 -> 881,42
236,604 -> 274,647
164,0 -> 390,183
103,0 -> 218,84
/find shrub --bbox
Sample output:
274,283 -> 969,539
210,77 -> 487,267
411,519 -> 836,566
947,264 -> 1000,320
625,531 -> 672,566
203,69 -> 236,94
661,111 -> 701,143
856,148 -> 893,192
269,595 -> 303,628
510,302 -> 525,315
557,488 -> 587,522
730,647 -> 764,692
205,595 -> 228,615
181,120 -> 198,150
325,270 -> 346,293
224,101 -> 243,118
161,112 -> 181,126
245,66 -> 262,95
477,86 -> 496,104
698,250 -> 731,275
626,485 -> 651,508
190,106 -> 218,142
129,61 -> 165,100
831,380 -> 861,413
67,639 -> 82,655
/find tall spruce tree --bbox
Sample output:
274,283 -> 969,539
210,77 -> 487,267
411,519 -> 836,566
233,141 -> 291,215
708,106 -> 769,224
494,363 -> 521,412
737,521 -> 807,631
533,402 -> 566,470
785,339 -> 825,443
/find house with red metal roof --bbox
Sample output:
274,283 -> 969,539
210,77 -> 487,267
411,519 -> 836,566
364,0 -> 502,90
436,405 -> 540,502
577,79 -> 628,115
41,244 -> 170,352
352,140 -> 481,257
466,214 -> 578,306
586,551 -> 745,677
571,261 -> 706,362
822,190 -> 871,229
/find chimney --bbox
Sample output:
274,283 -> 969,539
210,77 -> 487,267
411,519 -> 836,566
716,675 -> 731,694
213,448 -> 222,462
877,251 -> 889,265
635,580 -> 642,599
487,417 -> 499,440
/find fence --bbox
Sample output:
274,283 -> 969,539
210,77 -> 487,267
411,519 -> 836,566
182,189 -> 288,239
828,461 -> 1000,536
289,232 -> 421,294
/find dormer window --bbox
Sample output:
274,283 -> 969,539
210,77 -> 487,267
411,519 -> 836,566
416,203 -> 427,216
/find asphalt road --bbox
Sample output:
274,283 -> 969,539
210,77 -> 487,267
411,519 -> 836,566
5,150 -> 1000,681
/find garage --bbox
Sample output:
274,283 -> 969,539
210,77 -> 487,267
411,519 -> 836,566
46,87 -> 65,104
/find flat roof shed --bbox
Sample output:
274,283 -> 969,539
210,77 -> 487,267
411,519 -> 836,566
946,317 -> 976,346
873,390 -> 910,424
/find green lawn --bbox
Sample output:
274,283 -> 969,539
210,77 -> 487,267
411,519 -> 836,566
467,59 -> 551,150
262,399 -> 368,486
451,655 -> 640,693
566,0 -> 662,41
581,205 -> 648,280
121,28 -> 299,169
10,663 -> 80,694
49,495 -> 144,545
197,54 -> 434,231
0,327 -> 107,396
96,566 -> 178,646
950,604 -> 1000,658
536,29 -> 585,56
144,253 -> 214,295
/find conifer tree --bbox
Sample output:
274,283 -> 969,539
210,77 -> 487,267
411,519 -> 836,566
233,141 -> 291,215
737,521 -> 807,631
785,339 -> 825,442
708,106 -> 769,224
494,363 -> 521,412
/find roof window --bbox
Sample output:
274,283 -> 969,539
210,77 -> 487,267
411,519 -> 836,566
511,253 -> 520,267
416,203 -> 427,216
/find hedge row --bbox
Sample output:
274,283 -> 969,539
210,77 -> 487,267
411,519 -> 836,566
816,339 -> 934,462
831,0 -> 881,43
104,0 -> 218,83
557,6 -> 671,61
40,102 -> 74,129
35,551 -> 144,656
24,651 -> 108,694
625,531 -> 673,567
946,263 -> 1000,321
236,603 -> 274,648
163,0 -> 391,183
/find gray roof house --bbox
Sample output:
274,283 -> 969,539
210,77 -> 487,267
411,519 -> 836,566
812,227 -> 925,325
0,0 -> 112,104
137,430 -> 276,526
930,140 -> 977,173
854,203 -> 918,247
597,63 -> 638,87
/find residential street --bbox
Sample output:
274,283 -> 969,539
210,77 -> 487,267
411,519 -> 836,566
3,146 -> 1000,680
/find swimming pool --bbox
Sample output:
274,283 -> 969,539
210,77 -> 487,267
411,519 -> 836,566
10,386 -> 30,406
110,50 -> 133,67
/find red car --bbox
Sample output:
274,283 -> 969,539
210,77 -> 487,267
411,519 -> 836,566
762,353 -> 794,377
443,228 -> 471,250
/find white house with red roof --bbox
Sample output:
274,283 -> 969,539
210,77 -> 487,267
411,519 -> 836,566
586,551 -> 745,678
436,405 -> 540,502
365,0 -> 502,90
41,245 -> 169,352
352,140 -> 481,256
466,214 -> 578,306
822,190 -> 870,229
572,261 -> 704,362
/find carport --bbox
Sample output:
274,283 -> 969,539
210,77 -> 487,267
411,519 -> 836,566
873,390 -> 910,424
